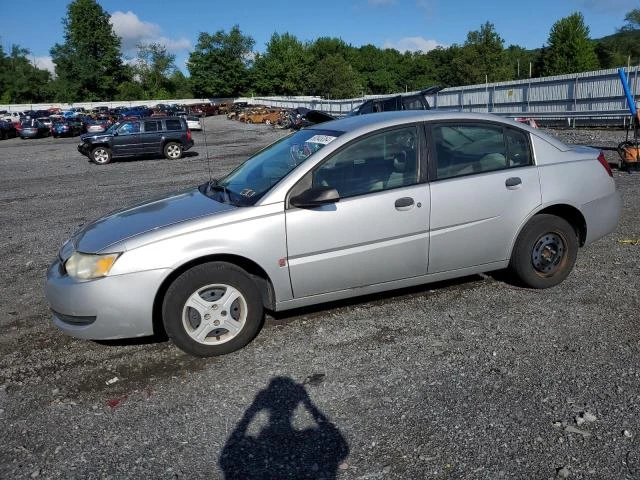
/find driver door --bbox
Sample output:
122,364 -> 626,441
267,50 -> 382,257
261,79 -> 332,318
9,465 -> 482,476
285,125 -> 430,298
112,121 -> 142,156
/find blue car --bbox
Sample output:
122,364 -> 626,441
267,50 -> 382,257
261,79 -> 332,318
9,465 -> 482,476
52,119 -> 83,137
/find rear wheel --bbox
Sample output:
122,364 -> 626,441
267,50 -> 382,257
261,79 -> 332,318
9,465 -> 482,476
509,214 -> 578,288
162,262 -> 264,357
91,146 -> 112,165
164,142 -> 183,160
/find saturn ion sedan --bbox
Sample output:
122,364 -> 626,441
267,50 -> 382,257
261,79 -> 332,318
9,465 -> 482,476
45,111 -> 621,357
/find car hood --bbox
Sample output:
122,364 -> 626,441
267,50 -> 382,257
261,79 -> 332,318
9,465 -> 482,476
73,188 -> 235,253
80,132 -> 111,142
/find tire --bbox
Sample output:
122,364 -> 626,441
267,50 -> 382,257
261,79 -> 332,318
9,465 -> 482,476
164,142 -> 183,160
91,146 -> 112,165
162,262 -> 264,357
509,214 -> 578,289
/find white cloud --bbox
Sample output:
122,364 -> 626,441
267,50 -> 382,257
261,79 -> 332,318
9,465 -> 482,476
109,11 -> 191,54
383,36 -> 444,53
368,0 -> 396,5
32,55 -> 55,75
573,0 -> 636,13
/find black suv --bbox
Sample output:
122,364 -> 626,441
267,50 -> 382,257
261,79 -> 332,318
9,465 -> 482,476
78,117 -> 194,165
349,86 -> 441,116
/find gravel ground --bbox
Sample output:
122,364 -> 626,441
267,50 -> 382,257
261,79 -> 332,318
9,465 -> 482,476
0,117 -> 638,479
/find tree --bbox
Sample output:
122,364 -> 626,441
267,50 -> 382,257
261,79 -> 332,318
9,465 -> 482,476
188,25 -> 254,98
0,45 -> 52,103
251,33 -> 308,95
168,71 -> 193,99
620,8 -> 640,31
135,43 -> 176,99
309,54 -> 361,98
543,12 -> 599,76
50,0 -> 126,101
450,22 -> 512,84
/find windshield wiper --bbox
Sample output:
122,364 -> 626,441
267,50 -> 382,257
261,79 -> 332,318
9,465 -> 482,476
205,180 -> 233,204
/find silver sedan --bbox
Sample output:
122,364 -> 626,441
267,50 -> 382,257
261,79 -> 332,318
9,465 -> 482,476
45,111 -> 621,356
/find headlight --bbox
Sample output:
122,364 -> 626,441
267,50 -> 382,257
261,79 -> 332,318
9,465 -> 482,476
64,252 -> 121,280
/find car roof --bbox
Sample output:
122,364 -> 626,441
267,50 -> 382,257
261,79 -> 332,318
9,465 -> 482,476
311,110 -> 569,151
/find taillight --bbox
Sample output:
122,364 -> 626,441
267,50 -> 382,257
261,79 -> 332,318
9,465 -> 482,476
186,129 -> 192,141
597,152 -> 613,177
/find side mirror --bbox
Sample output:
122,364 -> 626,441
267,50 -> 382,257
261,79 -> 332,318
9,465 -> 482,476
290,186 -> 340,208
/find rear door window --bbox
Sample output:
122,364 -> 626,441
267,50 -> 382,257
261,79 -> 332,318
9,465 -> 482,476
432,123 -> 507,179
144,121 -> 160,132
165,119 -> 182,131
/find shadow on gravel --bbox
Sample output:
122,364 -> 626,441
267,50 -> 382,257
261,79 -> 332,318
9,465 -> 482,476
88,150 -> 201,165
220,376 -> 349,480
268,274 -> 486,325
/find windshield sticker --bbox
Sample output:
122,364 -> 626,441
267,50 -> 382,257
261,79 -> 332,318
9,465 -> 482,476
306,134 -> 337,145
240,188 -> 256,198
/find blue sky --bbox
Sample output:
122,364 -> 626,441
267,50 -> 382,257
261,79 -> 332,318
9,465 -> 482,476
2,0 -> 638,74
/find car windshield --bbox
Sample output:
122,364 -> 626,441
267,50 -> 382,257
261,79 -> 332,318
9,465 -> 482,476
210,128 -> 343,206
104,121 -> 121,134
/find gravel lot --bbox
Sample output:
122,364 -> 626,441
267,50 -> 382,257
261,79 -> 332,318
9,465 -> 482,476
0,116 -> 639,479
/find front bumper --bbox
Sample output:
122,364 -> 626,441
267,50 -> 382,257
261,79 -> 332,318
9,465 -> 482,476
77,143 -> 91,156
45,258 -> 171,340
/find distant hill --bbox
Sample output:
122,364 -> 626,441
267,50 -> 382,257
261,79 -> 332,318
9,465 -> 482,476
594,29 -> 640,68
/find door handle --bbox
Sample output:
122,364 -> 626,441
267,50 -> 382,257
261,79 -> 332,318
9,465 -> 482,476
395,197 -> 414,210
505,177 -> 522,189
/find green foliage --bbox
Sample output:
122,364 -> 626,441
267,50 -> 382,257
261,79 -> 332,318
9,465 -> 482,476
135,43 -> 177,99
252,33 -> 308,95
596,8 -> 640,68
308,54 -> 361,98
115,81 -> 145,101
169,71 -> 193,99
450,22 -> 512,84
543,12 -> 599,76
620,8 -> 640,31
188,25 -> 255,97
50,0 -> 126,101
0,45 -> 52,103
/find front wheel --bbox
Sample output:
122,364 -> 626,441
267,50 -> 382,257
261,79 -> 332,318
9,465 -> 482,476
162,262 -> 264,357
164,142 -> 183,160
91,146 -> 112,165
509,214 -> 578,289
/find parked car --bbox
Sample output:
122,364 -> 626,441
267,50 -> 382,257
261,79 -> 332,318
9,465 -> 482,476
84,118 -> 111,134
186,115 -> 202,131
349,86 -> 442,116
77,116 -> 194,164
245,109 -> 282,124
2,112 -> 22,123
36,117 -> 54,130
52,119 -> 83,137
188,103 -> 218,117
20,120 -> 50,139
0,120 -> 18,139
46,111 -> 621,357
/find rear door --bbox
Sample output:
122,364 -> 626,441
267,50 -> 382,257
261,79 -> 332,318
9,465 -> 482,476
427,121 -> 541,273
285,125 -> 430,298
141,120 -> 163,155
112,121 -> 142,156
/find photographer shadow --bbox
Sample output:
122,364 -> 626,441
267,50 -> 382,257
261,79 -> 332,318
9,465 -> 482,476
219,376 -> 349,479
